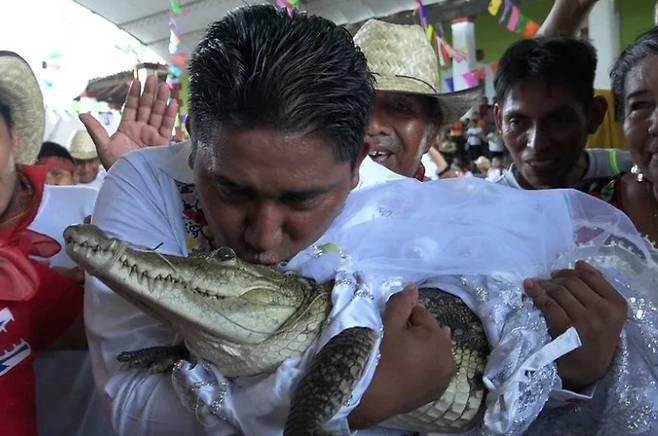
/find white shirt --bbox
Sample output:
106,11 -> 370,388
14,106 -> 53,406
486,132 -> 504,153
466,127 -> 483,147
79,169 -> 107,191
495,149 -> 632,189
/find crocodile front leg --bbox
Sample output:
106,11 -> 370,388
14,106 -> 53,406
117,345 -> 189,374
284,327 -> 377,436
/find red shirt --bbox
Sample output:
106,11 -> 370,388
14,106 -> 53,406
0,165 -> 83,436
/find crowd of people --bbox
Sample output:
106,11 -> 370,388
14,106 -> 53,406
1,0 -> 658,434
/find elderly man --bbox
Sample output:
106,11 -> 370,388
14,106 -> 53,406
76,5 -> 632,435
354,19 -> 479,179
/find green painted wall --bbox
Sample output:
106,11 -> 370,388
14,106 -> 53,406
438,0 -> 656,65
619,0 -> 655,47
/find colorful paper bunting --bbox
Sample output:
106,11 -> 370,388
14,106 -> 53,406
498,0 -> 512,24
522,20 -> 540,38
416,0 -> 428,28
445,77 -> 455,93
515,14 -> 529,34
489,0 -> 540,39
507,6 -> 520,32
488,0 -> 502,16
169,0 -> 182,15
463,71 -> 478,88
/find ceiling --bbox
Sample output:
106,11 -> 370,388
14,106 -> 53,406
74,0 -> 492,60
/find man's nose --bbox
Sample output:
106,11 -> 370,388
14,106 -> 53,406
367,103 -> 392,137
244,201 -> 284,254
526,124 -> 551,154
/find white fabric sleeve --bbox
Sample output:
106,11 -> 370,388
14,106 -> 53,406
84,155 -> 237,435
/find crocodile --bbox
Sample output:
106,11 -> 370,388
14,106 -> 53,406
64,224 -> 489,435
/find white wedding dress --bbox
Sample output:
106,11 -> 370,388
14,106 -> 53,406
172,177 -> 658,435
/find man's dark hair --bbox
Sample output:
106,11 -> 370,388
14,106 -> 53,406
37,141 -> 74,162
611,26 -> 658,120
495,37 -> 597,111
189,5 -> 374,165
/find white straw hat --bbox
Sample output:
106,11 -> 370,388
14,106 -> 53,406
69,129 -> 98,160
0,51 -> 45,165
354,20 -> 481,126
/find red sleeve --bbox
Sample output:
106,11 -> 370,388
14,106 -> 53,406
27,261 -> 83,351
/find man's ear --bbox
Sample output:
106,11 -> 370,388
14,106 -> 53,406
188,141 -> 197,170
587,95 -> 608,134
493,104 -> 503,132
351,143 -> 369,189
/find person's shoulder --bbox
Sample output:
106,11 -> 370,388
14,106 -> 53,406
111,141 -> 192,183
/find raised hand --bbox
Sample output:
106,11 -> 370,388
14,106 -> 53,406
538,0 -> 600,37
525,260 -> 627,390
79,75 -> 179,169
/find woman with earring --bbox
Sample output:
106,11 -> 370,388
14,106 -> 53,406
604,27 -> 658,247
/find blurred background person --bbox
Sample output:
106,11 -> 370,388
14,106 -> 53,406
35,141 -> 76,185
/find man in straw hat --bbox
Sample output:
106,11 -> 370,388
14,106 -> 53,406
0,50 -> 93,436
69,129 -> 106,189
354,19 -> 480,180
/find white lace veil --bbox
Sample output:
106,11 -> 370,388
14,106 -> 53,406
285,177 -> 658,435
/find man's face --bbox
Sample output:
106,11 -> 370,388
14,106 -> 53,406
366,91 -> 438,177
74,157 -> 100,183
193,127 -> 363,266
0,117 -> 17,215
495,79 -> 594,189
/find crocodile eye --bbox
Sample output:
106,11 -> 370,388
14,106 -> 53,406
215,247 -> 236,261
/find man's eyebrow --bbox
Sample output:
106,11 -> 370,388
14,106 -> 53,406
279,186 -> 332,202
214,173 -> 334,201
214,174 -> 255,194
626,89 -> 650,101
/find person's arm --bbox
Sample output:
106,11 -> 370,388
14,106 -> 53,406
84,155 -> 223,435
79,75 -> 178,170
537,0 -> 599,37
525,261 -> 627,391
348,285 -> 456,428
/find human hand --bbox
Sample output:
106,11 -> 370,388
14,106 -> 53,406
79,75 -> 178,169
524,260 -> 627,390
348,284 -> 455,429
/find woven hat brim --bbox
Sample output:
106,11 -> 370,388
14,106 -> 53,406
0,52 -> 44,165
70,150 -> 98,160
374,75 -> 482,127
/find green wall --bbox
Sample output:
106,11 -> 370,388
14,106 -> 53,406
438,0 -> 656,65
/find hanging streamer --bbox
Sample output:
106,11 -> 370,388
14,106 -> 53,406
489,0 -> 539,39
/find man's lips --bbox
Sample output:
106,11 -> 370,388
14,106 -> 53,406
524,158 -> 558,172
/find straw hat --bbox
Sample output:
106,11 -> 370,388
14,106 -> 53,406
0,51 -> 45,165
69,129 -> 98,160
354,20 -> 481,126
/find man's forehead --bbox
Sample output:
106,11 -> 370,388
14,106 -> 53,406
502,81 -> 582,114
